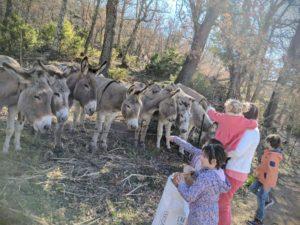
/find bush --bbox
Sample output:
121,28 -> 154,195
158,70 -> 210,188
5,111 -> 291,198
0,14 -> 39,56
109,67 -> 129,81
60,20 -> 84,57
145,48 -> 183,80
191,73 -> 213,98
39,22 -> 56,49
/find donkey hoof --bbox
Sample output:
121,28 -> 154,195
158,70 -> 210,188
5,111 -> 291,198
53,145 -> 64,157
134,140 -> 138,148
100,143 -> 108,151
140,142 -> 146,151
88,142 -> 97,153
44,151 -> 54,161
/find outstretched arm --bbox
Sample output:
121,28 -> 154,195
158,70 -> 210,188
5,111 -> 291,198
169,136 -> 201,155
207,106 -> 224,123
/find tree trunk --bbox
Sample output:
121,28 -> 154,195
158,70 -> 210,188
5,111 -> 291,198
263,22 -> 300,133
175,5 -> 221,85
227,64 -> 242,99
84,0 -> 102,54
0,0 -> 4,21
99,0 -> 119,75
3,0 -> 13,24
116,0 -> 128,48
53,0 -> 68,52
121,20 -> 141,66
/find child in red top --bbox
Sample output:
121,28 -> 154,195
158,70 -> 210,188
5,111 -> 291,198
207,99 -> 257,152
247,134 -> 283,225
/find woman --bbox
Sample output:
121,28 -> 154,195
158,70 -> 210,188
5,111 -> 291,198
218,103 -> 260,225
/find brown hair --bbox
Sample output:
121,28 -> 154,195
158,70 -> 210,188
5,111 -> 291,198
243,103 -> 259,120
202,144 -> 227,169
265,134 -> 281,149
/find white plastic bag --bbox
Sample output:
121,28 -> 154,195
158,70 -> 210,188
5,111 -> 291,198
152,174 -> 189,225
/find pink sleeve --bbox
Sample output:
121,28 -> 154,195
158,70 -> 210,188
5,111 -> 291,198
207,109 -> 225,123
242,118 -> 258,129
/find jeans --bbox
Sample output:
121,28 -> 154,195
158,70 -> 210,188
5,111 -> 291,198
249,180 -> 270,221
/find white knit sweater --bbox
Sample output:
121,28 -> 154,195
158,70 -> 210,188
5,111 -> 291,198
226,128 -> 260,174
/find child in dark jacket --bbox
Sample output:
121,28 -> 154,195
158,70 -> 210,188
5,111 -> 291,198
247,134 -> 283,225
170,136 -> 231,225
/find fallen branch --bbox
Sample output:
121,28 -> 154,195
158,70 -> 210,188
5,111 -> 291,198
125,183 -> 147,196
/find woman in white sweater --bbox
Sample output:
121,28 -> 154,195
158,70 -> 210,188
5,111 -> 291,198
218,103 -> 260,225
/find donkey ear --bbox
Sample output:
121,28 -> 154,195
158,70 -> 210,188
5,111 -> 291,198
81,56 -> 89,76
2,62 -> 33,84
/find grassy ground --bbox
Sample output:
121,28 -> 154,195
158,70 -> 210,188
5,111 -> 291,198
0,109 -> 299,225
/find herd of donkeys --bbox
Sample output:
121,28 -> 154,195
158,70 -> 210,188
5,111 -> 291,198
0,55 -> 213,156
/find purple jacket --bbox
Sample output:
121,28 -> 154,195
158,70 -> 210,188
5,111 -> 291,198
173,136 -> 202,170
178,169 -> 231,225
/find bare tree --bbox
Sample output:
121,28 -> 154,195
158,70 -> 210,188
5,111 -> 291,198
117,0 -> 130,48
84,0 -> 102,54
99,0 -> 119,75
121,0 -> 157,67
3,0 -> 13,24
175,0 -> 227,85
53,0 -> 68,52
263,21 -> 300,133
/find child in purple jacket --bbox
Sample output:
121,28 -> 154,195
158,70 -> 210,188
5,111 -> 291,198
171,136 -> 230,225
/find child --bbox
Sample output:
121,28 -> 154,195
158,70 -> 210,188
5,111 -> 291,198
169,135 -> 223,171
247,134 -> 283,225
207,99 -> 257,152
172,141 -> 230,225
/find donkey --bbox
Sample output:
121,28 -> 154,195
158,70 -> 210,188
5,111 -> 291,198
134,83 -> 181,149
0,56 -> 54,153
90,78 -> 149,151
36,61 -> 71,150
156,84 -> 195,149
177,84 -> 213,152
52,57 -> 107,150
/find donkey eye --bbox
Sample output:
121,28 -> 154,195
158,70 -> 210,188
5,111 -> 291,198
54,92 -> 60,97
34,95 -> 41,100
84,84 -> 89,88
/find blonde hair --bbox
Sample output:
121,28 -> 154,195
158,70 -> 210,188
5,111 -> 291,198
224,99 -> 243,114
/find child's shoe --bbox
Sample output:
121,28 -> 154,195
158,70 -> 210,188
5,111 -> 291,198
265,198 -> 275,209
247,218 -> 263,225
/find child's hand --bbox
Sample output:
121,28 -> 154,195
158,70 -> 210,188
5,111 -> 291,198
177,174 -> 185,184
168,136 -> 175,143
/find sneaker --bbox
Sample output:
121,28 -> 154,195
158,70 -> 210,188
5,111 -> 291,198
265,198 -> 275,209
247,219 -> 263,225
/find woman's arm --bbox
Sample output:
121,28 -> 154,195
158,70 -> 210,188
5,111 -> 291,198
170,136 -> 201,155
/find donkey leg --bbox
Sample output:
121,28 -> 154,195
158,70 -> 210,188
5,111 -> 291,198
165,122 -> 172,149
71,101 -> 81,131
54,122 -> 65,151
3,106 -> 17,154
156,120 -> 164,149
90,112 -> 105,151
140,118 -> 151,150
100,113 -> 117,151
134,123 -> 142,147
14,112 -> 25,151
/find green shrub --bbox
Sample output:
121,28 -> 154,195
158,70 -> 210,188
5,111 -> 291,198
145,48 -> 183,80
244,173 -> 256,187
191,73 -> 213,97
60,20 -> 84,57
39,22 -> 56,49
109,67 -> 129,80
0,14 -> 39,56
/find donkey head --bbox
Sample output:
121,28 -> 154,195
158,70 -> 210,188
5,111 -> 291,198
121,82 -> 147,130
73,57 -> 106,116
2,62 -> 53,133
